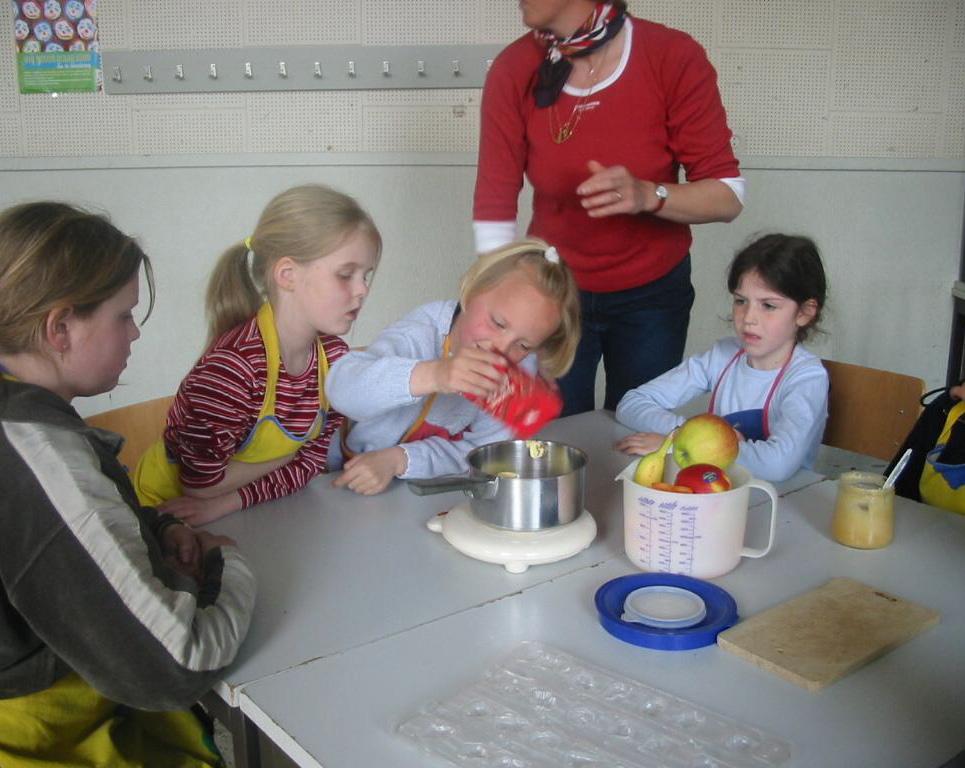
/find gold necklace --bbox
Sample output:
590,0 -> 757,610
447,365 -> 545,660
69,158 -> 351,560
549,48 -> 608,144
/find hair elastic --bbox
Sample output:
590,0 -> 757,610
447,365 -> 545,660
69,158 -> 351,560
544,246 -> 560,264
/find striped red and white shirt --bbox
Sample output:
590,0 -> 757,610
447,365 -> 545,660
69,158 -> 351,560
164,316 -> 347,508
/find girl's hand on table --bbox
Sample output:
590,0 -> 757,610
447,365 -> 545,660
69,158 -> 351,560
161,523 -> 202,582
160,491 -> 242,527
333,447 -> 407,495
161,525 -> 236,584
615,432 -> 669,455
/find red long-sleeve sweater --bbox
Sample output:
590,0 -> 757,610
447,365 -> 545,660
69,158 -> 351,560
474,17 -> 740,293
164,316 -> 346,508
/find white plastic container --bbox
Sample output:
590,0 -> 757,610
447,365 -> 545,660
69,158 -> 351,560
616,462 -> 778,579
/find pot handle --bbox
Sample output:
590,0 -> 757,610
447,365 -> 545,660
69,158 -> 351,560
406,475 -> 496,497
741,478 -> 778,559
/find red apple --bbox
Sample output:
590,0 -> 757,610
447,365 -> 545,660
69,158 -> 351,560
674,463 -> 732,494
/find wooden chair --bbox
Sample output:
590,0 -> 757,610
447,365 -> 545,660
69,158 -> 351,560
85,395 -> 174,472
821,360 -> 924,461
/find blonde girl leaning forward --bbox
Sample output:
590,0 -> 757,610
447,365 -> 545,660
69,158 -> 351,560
616,234 -> 829,482
0,202 -> 254,766
135,184 -> 381,525
328,238 -> 580,495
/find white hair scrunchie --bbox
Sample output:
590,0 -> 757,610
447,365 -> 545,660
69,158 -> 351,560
544,246 -> 560,264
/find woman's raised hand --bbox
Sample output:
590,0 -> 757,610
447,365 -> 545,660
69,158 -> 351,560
577,160 -> 660,218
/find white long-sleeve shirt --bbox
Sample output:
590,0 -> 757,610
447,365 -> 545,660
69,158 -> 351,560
327,300 -> 535,480
615,337 -> 829,482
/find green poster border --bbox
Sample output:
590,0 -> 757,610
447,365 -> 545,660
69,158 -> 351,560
18,51 -> 100,94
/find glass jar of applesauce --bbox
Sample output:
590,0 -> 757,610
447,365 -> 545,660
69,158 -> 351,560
831,471 -> 895,549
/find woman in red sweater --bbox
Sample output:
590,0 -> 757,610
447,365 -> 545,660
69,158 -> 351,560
474,0 -> 744,415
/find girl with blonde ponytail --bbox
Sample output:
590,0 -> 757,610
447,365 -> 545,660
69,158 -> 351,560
327,237 -> 580,496
134,184 -> 381,524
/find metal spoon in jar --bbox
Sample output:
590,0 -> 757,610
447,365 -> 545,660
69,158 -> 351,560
883,448 -> 912,490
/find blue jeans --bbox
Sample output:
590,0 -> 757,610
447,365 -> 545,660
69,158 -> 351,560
558,255 -> 695,416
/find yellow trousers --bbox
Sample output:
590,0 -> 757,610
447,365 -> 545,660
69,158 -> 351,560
0,673 -> 223,767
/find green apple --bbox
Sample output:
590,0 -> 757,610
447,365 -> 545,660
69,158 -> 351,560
672,414 -> 739,470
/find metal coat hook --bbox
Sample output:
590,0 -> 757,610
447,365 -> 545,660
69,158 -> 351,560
101,44 -> 504,94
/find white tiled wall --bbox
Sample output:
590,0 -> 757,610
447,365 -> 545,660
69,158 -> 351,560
1,0 -> 963,161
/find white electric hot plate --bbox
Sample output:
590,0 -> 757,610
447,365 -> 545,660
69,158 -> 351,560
427,503 -> 597,573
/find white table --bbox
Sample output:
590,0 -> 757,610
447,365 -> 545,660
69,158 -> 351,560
237,478 -> 965,768
205,411 -> 827,765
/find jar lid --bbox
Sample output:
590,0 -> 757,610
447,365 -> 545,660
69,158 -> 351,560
595,574 -> 738,651
622,585 -> 707,629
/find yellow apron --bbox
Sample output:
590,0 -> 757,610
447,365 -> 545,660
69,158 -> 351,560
919,400 -> 965,515
0,672 -> 222,767
134,302 -> 329,506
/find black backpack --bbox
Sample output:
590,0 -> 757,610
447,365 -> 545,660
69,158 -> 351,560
886,386 -> 965,502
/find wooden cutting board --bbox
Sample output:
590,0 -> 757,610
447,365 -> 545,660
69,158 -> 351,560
717,577 -> 940,691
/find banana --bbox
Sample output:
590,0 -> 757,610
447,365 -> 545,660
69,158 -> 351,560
632,432 -> 675,486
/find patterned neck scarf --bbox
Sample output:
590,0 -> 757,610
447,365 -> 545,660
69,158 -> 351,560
533,1 -> 627,108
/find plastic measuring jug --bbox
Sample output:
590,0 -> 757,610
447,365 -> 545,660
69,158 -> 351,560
616,461 -> 778,579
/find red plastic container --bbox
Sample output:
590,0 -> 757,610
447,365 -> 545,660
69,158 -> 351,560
464,361 -> 562,439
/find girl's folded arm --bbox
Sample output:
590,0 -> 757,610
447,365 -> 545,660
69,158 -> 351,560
169,347 -> 261,492
615,349 -> 718,433
10,433 -> 255,711
235,414 -> 342,507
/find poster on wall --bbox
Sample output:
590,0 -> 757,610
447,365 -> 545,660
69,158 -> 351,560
12,0 -> 101,93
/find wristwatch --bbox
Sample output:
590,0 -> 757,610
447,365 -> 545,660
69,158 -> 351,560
653,184 -> 669,213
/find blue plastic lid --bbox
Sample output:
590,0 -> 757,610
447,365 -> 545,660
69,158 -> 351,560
595,573 -> 738,651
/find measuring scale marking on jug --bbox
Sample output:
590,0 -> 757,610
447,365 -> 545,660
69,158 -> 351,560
635,495 -> 700,575
617,462 -> 778,579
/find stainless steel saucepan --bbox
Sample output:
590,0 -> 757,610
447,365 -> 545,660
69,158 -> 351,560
407,439 -> 587,531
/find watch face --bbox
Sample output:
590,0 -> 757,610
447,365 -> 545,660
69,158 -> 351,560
655,185 -> 669,199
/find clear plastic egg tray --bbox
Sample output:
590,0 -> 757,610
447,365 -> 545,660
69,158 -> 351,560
398,642 -> 790,768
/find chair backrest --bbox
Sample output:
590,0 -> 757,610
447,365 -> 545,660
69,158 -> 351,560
85,395 -> 174,472
822,360 -> 924,461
